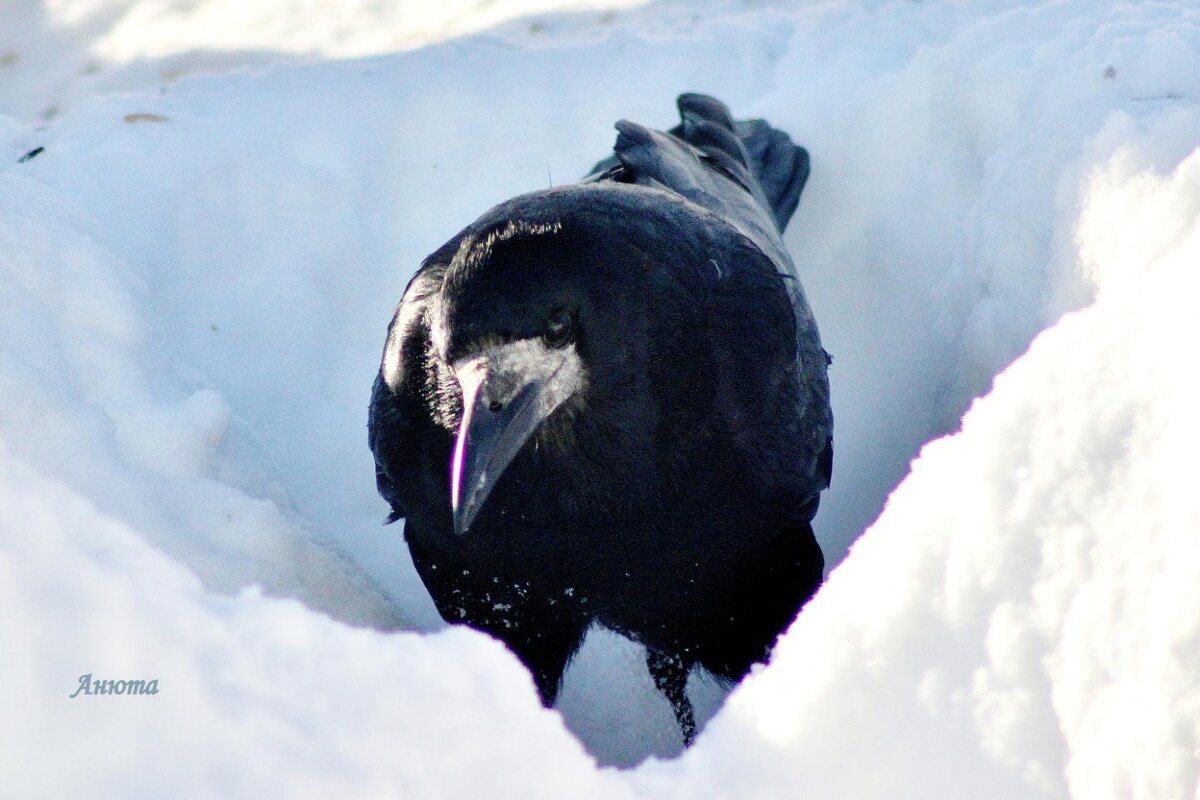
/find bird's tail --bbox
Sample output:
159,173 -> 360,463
669,93 -> 810,234
585,94 -> 811,234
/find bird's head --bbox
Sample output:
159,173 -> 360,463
425,186 -> 715,535
431,212 -> 600,535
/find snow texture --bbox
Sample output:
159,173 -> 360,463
1,0 -> 1198,795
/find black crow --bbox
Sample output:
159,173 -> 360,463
369,93 -> 832,745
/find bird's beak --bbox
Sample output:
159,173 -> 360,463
450,341 -> 580,535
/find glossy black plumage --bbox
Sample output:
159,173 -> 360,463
369,94 -> 832,745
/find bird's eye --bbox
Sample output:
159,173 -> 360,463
543,306 -> 573,349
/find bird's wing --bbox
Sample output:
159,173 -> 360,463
368,372 -> 409,523
585,95 -> 832,506
704,232 -> 834,508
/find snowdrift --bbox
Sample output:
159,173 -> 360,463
1,0 -> 1197,796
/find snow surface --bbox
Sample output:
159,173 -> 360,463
1,0 -> 1198,795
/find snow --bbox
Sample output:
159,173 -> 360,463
646,134 -> 1200,798
2,0 -> 1198,796
0,443 -> 617,799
